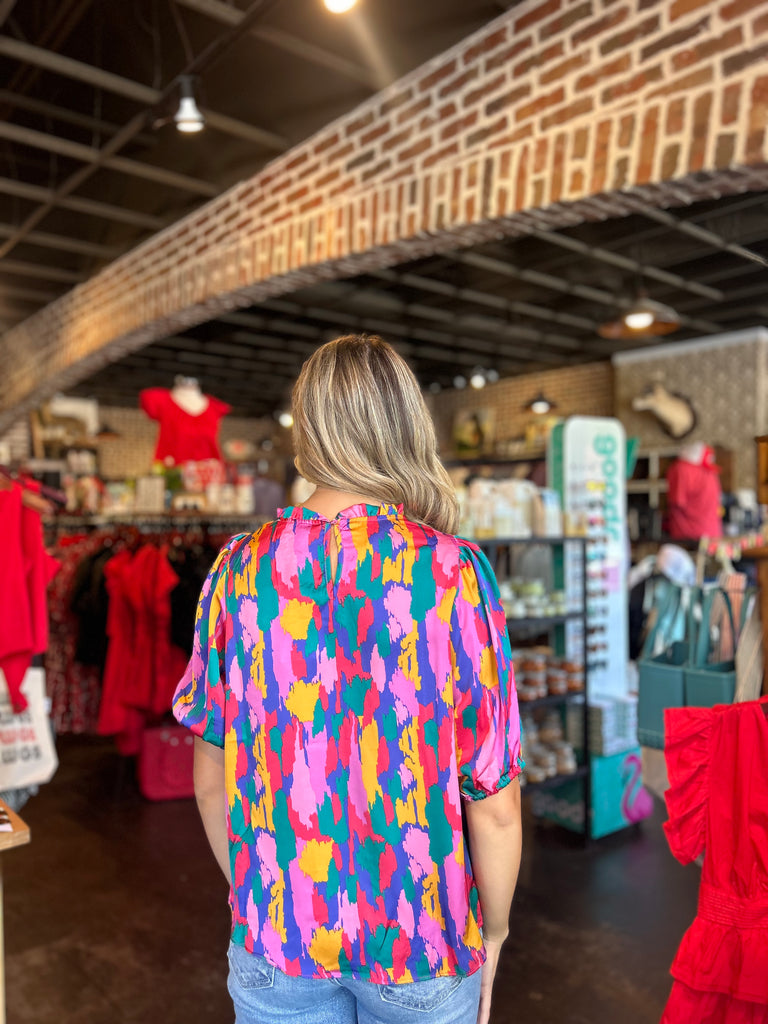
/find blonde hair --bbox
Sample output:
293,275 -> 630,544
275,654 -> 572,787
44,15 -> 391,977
292,334 -> 459,535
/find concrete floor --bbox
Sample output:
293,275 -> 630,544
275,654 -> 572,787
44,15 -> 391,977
4,737 -> 699,1023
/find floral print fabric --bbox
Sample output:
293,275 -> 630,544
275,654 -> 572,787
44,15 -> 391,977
173,503 -> 522,983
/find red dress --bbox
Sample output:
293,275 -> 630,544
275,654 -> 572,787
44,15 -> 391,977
662,698 -> 768,1023
139,388 -> 230,464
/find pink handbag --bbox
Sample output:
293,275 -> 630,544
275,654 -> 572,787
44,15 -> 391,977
138,725 -> 195,801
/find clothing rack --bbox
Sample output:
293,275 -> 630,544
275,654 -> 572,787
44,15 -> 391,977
0,464 -> 67,507
44,513 -> 266,533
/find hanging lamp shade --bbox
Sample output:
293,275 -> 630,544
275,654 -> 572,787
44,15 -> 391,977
174,76 -> 205,133
599,297 -> 681,339
524,393 -> 556,415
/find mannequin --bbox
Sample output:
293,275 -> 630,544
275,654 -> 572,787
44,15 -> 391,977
666,442 -> 722,540
140,379 -> 231,465
169,376 -> 209,416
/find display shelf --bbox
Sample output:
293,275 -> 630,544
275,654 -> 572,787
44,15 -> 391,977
518,691 -> 585,711
444,450 -> 546,468
474,535 -> 586,545
477,534 -> 591,836
521,765 -> 588,794
506,611 -> 583,631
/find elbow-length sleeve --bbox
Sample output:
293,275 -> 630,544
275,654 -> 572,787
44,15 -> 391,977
451,541 -> 524,800
663,705 -> 713,864
172,535 -> 243,747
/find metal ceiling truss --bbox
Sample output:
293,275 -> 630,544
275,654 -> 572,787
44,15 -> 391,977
174,0 -> 380,89
0,35 -> 288,151
0,121 -> 219,196
0,257 -> 84,283
0,221 -> 120,258
0,88 -> 158,149
445,250 -> 722,335
0,175 -> 167,229
300,279 -> 594,357
0,0 -> 286,264
256,295 -> 563,371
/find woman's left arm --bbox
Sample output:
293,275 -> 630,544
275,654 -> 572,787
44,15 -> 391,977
193,735 -> 231,885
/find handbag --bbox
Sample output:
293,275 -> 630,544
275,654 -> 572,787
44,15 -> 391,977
138,724 -> 195,801
684,587 -> 739,708
0,667 -> 58,790
637,583 -> 689,748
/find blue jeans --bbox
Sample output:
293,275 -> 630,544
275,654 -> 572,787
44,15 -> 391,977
227,942 -> 482,1024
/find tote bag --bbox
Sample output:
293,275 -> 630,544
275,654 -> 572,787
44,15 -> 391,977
0,667 -> 58,789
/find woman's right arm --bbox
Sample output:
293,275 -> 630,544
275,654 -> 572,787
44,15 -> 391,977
464,777 -> 523,1024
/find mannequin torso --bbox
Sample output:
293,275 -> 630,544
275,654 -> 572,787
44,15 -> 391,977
169,377 -> 209,416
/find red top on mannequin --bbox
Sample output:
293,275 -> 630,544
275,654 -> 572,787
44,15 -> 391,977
666,442 -> 722,541
140,379 -> 231,464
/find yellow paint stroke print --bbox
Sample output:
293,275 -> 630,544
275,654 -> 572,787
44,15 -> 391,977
280,598 -> 314,639
299,838 -> 335,882
308,927 -> 343,972
250,636 -> 267,698
286,680 -> 321,722
421,867 -> 446,927
268,874 -> 287,942
399,722 -> 427,826
360,720 -> 383,806
251,730 -> 275,831
398,625 -> 422,690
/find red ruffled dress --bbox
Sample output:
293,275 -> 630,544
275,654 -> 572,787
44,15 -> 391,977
662,697 -> 768,1023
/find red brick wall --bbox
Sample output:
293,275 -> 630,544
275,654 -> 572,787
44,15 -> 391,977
1,0 -> 768,429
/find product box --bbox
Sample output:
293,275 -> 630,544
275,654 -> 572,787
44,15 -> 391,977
531,746 -> 653,839
567,695 -> 638,756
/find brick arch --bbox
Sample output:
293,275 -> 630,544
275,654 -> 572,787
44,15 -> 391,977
1,0 -> 767,430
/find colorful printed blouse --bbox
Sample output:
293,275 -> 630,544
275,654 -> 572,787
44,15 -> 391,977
173,503 -> 522,984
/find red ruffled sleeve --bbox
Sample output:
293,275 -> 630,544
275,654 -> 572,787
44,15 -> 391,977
663,705 -> 714,864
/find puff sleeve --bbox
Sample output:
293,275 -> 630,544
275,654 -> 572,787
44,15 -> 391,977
663,705 -> 714,864
172,535 -> 245,747
451,541 -> 524,800
139,387 -> 167,422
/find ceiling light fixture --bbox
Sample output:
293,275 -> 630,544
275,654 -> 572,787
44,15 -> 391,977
469,371 -> 486,389
598,295 -> 681,339
277,411 -> 294,428
323,0 -> 358,12
453,375 -> 467,390
524,393 -> 556,415
174,76 -> 205,133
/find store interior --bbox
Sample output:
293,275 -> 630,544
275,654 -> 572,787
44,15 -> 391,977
1,0 -> 768,1021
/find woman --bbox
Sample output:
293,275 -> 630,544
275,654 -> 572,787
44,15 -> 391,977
173,334 -> 523,1024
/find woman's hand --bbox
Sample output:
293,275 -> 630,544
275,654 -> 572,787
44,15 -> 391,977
477,935 -> 506,1024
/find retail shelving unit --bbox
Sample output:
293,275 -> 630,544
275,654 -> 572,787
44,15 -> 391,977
477,536 -> 590,835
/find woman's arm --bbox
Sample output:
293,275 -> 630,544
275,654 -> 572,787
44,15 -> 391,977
464,777 -> 523,1024
193,735 -> 231,885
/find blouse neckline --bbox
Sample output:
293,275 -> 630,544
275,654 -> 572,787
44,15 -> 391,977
278,503 -> 404,522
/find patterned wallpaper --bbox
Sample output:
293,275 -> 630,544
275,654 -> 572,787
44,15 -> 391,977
613,329 -> 768,492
